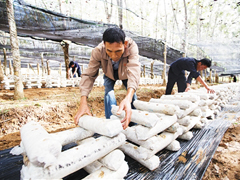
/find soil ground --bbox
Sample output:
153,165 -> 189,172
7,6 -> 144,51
0,84 -> 239,179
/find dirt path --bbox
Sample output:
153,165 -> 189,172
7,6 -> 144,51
0,84 -> 239,179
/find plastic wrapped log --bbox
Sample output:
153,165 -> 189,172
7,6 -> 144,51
149,99 -> 192,110
120,141 -> 153,160
178,131 -> 193,140
84,161 -> 102,174
135,115 -> 177,140
78,115 -> 123,137
180,116 -> 201,133
194,122 -> 205,129
165,140 -> 181,151
99,149 -> 125,171
209,104 -> 217,110
50,127 -> 94,146
20,133 -> 126,179
20,121 -> 62,168
76,137 -> 96,145
201,109 -> 214,118
83,161 -> 129,179
140,129 -> 183,154
189,108 -> 202,117
111,105 -> 158,127
183,91 -> 208,100
122,127 -> 147,148
119,142 -> 159,171
133,100 -> 180,115
165,122 -> 180,133
206,100 -> 214,106
200,118 -> 208,125
160,94 -> 200,103
176,103 -> 198,119
177,116 -> 191,126
199,100 -> 207,106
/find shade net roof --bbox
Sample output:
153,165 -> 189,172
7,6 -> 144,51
0,0 -> 239,75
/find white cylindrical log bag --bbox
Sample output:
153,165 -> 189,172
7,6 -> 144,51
111,105 -> 159,127
20,121 -> 62,168
78,115 -> 123,137
133,100 -> 180,115
149,99 -> 192,110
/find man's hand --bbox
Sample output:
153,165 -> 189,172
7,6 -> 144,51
116,88 -> 135,130
207,88 -> 215,94
74,96 -> 92,125
117,98 -> 132,130
185,83 -> 191,92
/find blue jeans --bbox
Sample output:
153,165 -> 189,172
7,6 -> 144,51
104,75 -> 137,119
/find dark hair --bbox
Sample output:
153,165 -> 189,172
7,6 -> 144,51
200,58 -> 211,67
103,27 -> 126,44
69,61 -> 75,66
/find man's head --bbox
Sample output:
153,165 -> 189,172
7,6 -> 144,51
69,61 -> 75,68
103,27 -> 127,62
197,58 -> 212,71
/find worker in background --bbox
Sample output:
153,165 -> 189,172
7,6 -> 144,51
165,57 -> 215,94
233,75 -> 237,82
74,27 -> 140,129
68,61 -> 81,79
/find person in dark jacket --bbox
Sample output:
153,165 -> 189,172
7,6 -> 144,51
165,57 -> 215,94
68,61 -> 81,79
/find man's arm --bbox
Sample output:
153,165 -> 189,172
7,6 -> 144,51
117,87 -> 135,130
196,76 -> 215,93
74,96 -> 92,125
73,68 -> 77,76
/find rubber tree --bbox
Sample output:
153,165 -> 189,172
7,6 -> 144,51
6,0 -> 24,99
116,0 -> 123,28
61,40 -> 70,78
104,0 -> 113,23
0,60 -> 4,81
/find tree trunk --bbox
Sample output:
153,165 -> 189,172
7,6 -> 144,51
9,59 -> 13,75
150,61 -> 154,79
155,0 -> 160,39
163,0 -> 168,42
123,0 -> 129,29
37,63 -> 40,75
162,44 -> 167,86
59,63 -> 62,76
143,65 -> 145,78
116,0 -> 123,28
29,63 -> 35,74
61,42 -> 70,78
0,59 -> 4,81
6,0 -> 24,99
182,0 -> 188,54
104,0 -> 113,23
3,48 -> 7,75
46,60 -> 50,75
41,53 -> 45,77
